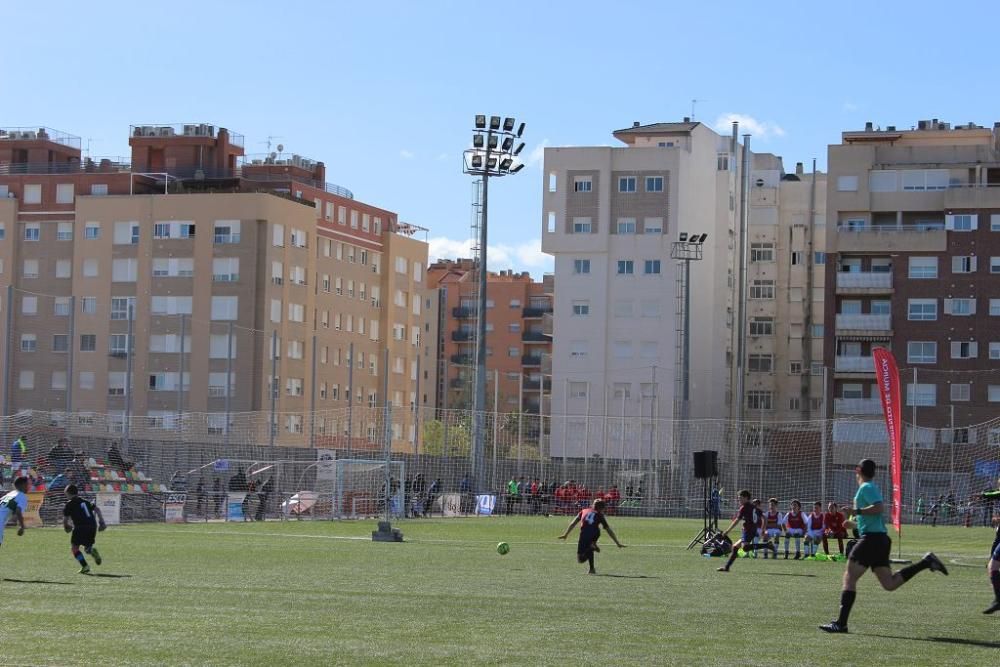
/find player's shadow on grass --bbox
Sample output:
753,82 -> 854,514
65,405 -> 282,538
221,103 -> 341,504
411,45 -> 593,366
1,578 -> 74,585
595,574 -> 660,579
755,572 -> 818,578
84,573 -> 133,578
868,634 -> 1000,649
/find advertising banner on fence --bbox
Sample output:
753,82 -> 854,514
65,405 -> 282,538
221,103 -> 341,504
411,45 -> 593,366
22,491 -> 45,528
441,493 -> 462,517
316,449 -> 337,481
227,493 -> 247,521
164,493 -> 187,524
872,347 -> 903,533
96,493 -> 121,526
475,494 -> 496,516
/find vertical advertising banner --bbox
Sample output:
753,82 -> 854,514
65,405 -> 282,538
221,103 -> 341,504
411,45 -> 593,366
316,449 -> 337,482
22,491 -> 45,528
872,347 -> 903,533
227,493 -> 247,521
164,493 -> 187,524
96,493 -> 122,526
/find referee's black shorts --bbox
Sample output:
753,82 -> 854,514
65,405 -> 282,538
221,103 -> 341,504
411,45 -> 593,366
849,531 -> 891,568
71,525 -> 97,548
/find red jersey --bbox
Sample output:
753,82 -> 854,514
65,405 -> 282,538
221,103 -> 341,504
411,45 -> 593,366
734,502 -> 761,533
808,511 -> 825,531
824,511 -> 845,534
765,510 -> 781,530
785,511 -> 805,530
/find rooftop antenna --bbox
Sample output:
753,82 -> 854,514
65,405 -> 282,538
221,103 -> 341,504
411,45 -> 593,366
691,99 -> 704,122
260,135 -> 284,153
84,138 -> 92,160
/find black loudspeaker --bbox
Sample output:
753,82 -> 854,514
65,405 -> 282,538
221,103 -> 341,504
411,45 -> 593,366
693,450 -> 718,479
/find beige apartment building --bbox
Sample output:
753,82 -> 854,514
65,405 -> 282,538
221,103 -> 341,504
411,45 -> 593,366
0,124 -> 433,451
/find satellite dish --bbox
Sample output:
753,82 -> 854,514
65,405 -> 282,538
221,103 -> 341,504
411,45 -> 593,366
269,152 -> 277,160
276,144 -> 284,153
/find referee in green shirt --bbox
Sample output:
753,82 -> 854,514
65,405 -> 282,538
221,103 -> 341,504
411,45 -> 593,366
820,459 -> 949,633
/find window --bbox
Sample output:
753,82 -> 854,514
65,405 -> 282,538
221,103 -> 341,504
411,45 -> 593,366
616,260 -> 634,275
83,259 -> 98,277
791,251 -> 803,266
107,372 -> 127,396
20,334 -> 36,352
908,299 -> 937,321
750,243 -> 774,262
152,257 -> 194,278
0,222 -> 4,239
395,256 -> 407,274
272,224 -> 284,246
612,383 -> 631,399
643,260 -> 661,275
287,302 -> 305,322
907,342 -> 937,363
869,170 -> 897,192
644,217 -> 663,234
645,176 -> 663,192
952,256 -> 977,274
617,219 -> 636,234
56,222 -> 73,241
909,257 -> 938,278
990,386 -> 1000,403
570,300 -> 590,316
412,262 -> 423,282
208,372 -> 235,398
811,324 -> 825,337
613,299 -> 634,318
870,300 -> 891,315
906,383 -> 936,407
350,211 -> 359,229
748,354 -> 773,372
112,258 -> 138,282
573,177 -> 592,192
113,221 -> 139,245
747,391 -> 773,410
54,298 -> 70,317
573,259 -> 591,274
951,383 -> 971,402
23,184 -> 41,204
109,334 -> 132,356
613,341 -> 632,359
572,218 -> 592,233
945,214 -> 976,231
789,361 -> 802,375
290,228 -> 307,247
21,296 -> 37,315
150,335 -> 189,353
993,214 -> 1000,232
750,317 -> 774,336
618,176 -> 636,192
505,346 -> 519,358
19,370 -> 34,390
55,259 -> 71,279
55,183 -> 74,204
951,341 -> 978,359
814,252 -> 826,264
836,175 -> 858,192
788,397 -> 802,411
945,298 -> 976,316
22,259 -> 38,278
991,257 -> 1000,274
717,153 -> 730,170
992,299 -> 1000,316
150,296 -> 192,315
90,184 -> 108,196
750,280 -> 775,299
24,223 -> 40,241
212,257 -> 239,282
79,372 -> 95,390
85,222 -> 100,239
79,335 -> 96,352
214,221 -> 240,244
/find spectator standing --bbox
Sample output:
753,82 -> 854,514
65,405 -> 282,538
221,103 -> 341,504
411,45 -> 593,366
426,478 -> 441,517
257,477 -> 273,521
195,478 -> 206,517
10,435 -> 27,468
106,441 -> 129,472
48,438 -> 74,474
212,478 -> 223,518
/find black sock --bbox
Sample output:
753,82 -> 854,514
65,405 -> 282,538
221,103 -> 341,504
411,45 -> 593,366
836,590 -> 856,626
991,570 -> 1000,600
724,550 -> 738,569
899,558 -> 931,583
587,552 -> 595,571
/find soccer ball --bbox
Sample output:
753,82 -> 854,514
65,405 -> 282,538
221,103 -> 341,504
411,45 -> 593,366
496,542 -> 510,555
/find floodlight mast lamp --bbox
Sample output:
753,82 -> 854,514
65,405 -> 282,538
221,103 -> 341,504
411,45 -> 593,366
463,115 -> 526,493
670,233 -> 708,419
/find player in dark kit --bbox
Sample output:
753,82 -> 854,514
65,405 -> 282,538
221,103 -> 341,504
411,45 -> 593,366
558,499 -> 625,574
981,488 -> 1000,614
717,490 -> 766,572
820,459 -> 948,633
62,484 -> 106,574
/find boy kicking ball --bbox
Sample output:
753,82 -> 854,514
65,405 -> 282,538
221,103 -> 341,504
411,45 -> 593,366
0,477 -> 28,550
63,484 -> 106,574
717,490 -> 765,572
558,499 -> 625,574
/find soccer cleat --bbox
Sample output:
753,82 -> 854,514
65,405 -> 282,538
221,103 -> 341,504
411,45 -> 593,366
591,543 -> 601,553
794,552 -> 802,560
89,547 -> 102,566
984,600 -> 1000,615
819,621 -> 848,634
79,565 -> 91,574
923,552 -> 949,575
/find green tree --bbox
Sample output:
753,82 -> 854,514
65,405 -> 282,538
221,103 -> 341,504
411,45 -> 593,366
422,419 -> 471,457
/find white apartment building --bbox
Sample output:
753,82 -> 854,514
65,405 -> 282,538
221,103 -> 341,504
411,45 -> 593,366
541,121 -> 744,462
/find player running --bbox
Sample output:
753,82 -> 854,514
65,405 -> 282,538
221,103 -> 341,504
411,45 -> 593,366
820,459 -> 948,634
0,477 -> 28,549
784,500 -> 806,559
823,502 -> 848,557
558,498 -> 625,574
62,484 -> 106,574
762,498 -> 783,559
717,490 -> 765,572
981,488 -> 1000,614
805,501 -> 826,558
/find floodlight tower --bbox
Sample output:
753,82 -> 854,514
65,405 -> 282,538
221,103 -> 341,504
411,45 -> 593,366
462,115 -> 526,492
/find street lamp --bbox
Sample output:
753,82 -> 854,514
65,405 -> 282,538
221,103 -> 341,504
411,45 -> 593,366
463,114 -> 527,493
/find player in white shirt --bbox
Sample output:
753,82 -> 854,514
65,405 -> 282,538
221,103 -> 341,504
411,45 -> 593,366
0,477 -> 29,547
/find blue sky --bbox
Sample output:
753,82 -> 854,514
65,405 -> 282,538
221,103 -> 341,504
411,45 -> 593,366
4,1 -> 995,275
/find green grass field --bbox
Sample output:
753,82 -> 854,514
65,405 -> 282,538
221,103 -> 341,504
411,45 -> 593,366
0,517 -> 997,666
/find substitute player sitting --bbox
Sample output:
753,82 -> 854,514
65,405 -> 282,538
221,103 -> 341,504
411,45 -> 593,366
63,484 -> 106,574
717,489 -> 764,572
824,502 -> 848,556
784,499 -> 806,560
0,476 -> 28,549
805,501 -> 826,558
762,498 -> 782,559
558,499 -> 625,574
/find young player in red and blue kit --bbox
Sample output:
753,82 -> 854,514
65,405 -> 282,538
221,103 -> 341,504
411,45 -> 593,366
558,499 -> 625,574
717,490 -> 764,572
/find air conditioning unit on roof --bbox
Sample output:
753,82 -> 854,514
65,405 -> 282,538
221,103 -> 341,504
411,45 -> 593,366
183,125 -> 197,136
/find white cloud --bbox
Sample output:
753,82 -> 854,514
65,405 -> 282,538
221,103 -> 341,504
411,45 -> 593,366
428,236 -> 552,275
842,101 -> 860,113
713,113 -> 786,140
400,149 -> 415,160
525,139 -> 549,168
436,152 -> 449,161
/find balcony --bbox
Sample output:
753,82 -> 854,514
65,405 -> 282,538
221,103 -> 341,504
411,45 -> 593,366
0,156 -> 130,176
836,222 -> 945,253
523,304 -> 552,318
836,272 -> 892,293
450,354 -> 472,365
541,352 -> 552,374
523,378 -> 552,391
452,306 -> 474,318
522,354 -> 542,367
452,330 -> 475,342
542,273 -> 554,295
945,184 -> 1000,209
542,312 -> 553,337
835,313 -> 891,332
834,398 -> 882,415
835,356 -> 874,373
522,330 -> 547,342
449,377 -> 468,389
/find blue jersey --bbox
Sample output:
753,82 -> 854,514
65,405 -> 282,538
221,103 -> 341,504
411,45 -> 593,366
854,481 -> 886,535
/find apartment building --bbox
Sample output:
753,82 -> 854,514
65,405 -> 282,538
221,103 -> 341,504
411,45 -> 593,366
744,158 -> 827,423
0,124 -> 432,451
825,119 -> 1000,459
426,258 -> 553,416
541,120 -> 745,461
